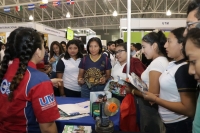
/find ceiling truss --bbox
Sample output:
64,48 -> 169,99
0,0 -> 189,30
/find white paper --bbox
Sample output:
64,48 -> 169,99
58,104 -> 90,115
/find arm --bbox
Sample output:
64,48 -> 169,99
105,69 -> 111,81
78,68 -> 85,85
56,73 -> 65,96
39,122 -> 58,133
143,91 -> 196,117
99,69 -> 111,84
148,71 -> 162,94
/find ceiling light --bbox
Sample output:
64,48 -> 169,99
66,12 -> 70,18
166,10 -> 171,16
42,0 -> 48,3
113,10 -> 118,16
29,15 -> 34,20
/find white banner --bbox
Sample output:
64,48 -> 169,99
120,18 -> 186,29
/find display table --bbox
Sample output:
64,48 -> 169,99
55,97 -> 120,133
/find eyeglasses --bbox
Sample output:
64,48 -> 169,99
186,21 -> 200,29
115,50 -> 126,54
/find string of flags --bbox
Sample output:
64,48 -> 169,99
3,0 -> 75,12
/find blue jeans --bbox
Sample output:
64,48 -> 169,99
81,84 -> 105,98
165,118 -> 193,133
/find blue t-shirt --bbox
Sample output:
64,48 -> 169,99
78,54 -> 112,86
193,92 -> 200,133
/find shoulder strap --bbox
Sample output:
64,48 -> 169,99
104,50 -> 110,58
83,56 -> 86,69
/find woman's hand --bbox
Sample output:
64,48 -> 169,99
51,78 -> 63,88
99,76 -> 106,84
78,78 -> 85,85
143,91 -> 159,104
49,57 -> 56,63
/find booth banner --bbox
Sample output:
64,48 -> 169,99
120,18 -> 186,29
0,32 -> 6,44
0,24 -> 34,32
43,26 -> 65,37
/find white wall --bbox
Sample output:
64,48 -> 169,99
48,34 -> 66,47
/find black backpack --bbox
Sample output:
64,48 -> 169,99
103,50 -> 110,58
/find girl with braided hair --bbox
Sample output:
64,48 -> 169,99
0,27 -> 60,133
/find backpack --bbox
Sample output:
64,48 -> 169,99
103,50 -> 110,58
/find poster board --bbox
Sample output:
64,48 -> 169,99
0,32 -> 6,44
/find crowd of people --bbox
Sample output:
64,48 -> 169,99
1,0 -> 200,133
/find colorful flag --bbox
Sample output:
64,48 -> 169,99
4,7 -> 10,12
15,5 -> 22,11
28,4 -> 35,10
40,2 -> 47,8
67,0 -> 75,5
53,1 -> 61,6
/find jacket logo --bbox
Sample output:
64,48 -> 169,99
0,79 -> 11,95
39,93 -> 56,111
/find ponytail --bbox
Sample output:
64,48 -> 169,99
8,28 -> 42,101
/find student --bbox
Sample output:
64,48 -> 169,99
60,41 -> 67,52
144,27 -> 197,133
0,27 -> 60,133
183,0 -> 200,37
184,28 -> 200,133
78,37 -> 112,98
103,41 -> 116,67
134,31 -> 168,133
49,41 -> 64,96
112,43 -> 146,81
56,40 -> 83,97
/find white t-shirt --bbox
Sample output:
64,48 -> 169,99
159,61 -> 191,123
141,56 -> 169,88
111,61 -> 127,81
56,57 -> 81,91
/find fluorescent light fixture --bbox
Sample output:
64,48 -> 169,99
42,0 -> 48,3
66,12 -> 70,18
113,10 -> 118,16
29,15 -> 34,20
166,10 -> 171,16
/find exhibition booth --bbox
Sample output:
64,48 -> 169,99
0,22 -> 66,47
120,18 -> 186,43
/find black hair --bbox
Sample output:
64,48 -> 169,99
98,94 -> 104,99
87,37 -> 102,54
60,41 -> 67,45
0,27 -> 26,90
116,43 -> 127,51
134,43 -> 142,51
142,31 -> 167,57
185,28 -> 200,49
170,27 -> 186,58
64,39 -> 83,60
50,41 -> 64,58
0,42 -> 4,51
1,28 -> 43,101
115,39 -> 124,45
76,40 -> 87,55
107,41 -> 116,47
45,46 -> 49,53
187,0 -> 200,19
